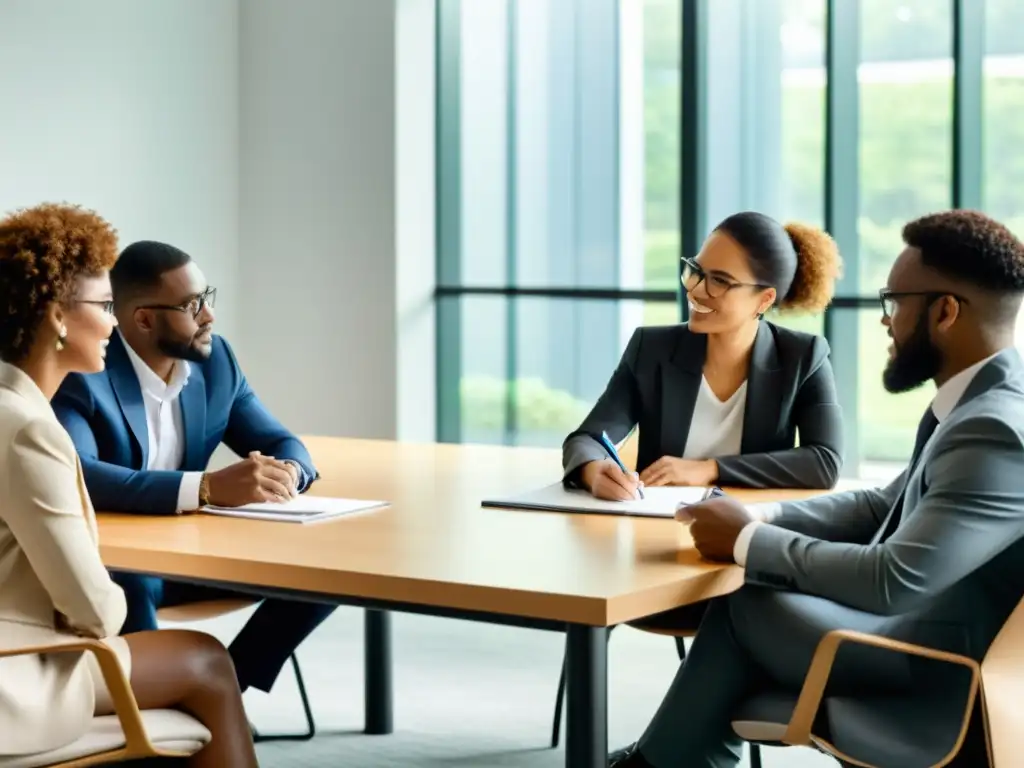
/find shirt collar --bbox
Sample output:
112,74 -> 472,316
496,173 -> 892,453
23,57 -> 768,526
118,329 -> 190,401
931,352 -> 999,422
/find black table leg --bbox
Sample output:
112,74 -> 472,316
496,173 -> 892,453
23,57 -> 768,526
364,608 -> 393,734
566,624 -> 608,768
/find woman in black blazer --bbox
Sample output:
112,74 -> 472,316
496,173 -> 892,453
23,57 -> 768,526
563,211 -> 844,498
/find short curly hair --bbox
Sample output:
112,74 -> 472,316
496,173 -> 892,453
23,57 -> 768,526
0,202 -> 119,363
903,209 -> 1024,292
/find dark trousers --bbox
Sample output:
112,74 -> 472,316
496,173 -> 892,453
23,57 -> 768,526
112,571 -> 335,693
637,585 -> 986,768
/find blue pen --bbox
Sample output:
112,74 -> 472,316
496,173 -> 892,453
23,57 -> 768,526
596,430 -> 644,499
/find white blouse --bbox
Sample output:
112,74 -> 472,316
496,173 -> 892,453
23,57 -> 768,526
681,376 -> 747,460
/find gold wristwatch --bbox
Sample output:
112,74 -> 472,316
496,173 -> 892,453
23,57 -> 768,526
197,473 -> 211,508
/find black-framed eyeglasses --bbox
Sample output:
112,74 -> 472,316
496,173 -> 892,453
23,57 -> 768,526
75,299 -> 115,315
680,256 -> 770,299
878,288 -> 967,319
138,287 -> 216,319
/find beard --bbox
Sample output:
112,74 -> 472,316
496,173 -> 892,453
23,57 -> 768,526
882,314 -> 943,394
155,322 -> 213,363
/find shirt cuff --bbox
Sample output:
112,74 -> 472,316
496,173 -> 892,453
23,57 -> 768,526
745,501 -> 782,523
733,521 -> 762,566
177,472 -> 204,511
284,460 -> 304,490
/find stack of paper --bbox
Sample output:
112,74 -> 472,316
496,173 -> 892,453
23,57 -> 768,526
481,483 -> 710,519
202,496 -> 388,524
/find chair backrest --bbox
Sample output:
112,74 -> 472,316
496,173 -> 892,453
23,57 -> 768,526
618,428 -> 639,472
980,595 -> 1024,767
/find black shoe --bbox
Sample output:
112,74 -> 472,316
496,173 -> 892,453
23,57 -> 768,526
609,742 -> 655,767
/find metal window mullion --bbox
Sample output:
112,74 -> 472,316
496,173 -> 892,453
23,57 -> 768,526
503,0 -> 519,445
679,0 -> 709,322
952,0 -> 984,210
824,0 -> 861,472
436,0 -> 464,443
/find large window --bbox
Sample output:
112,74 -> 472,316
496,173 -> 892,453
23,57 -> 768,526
984,0 -> 1024,342
446,296 -> 676,446
855,0 -> 954,464
437,0 -> 1013,479
985,0 -> 1024,230
437,0 -> 681,447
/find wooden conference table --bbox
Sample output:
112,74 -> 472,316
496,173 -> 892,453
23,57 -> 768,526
97,437 -> 827,768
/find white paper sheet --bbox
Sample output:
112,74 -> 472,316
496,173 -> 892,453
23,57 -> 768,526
481,482 -> 710,518
202,496 -> 389,523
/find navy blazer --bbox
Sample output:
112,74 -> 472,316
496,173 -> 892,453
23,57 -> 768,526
562,321 -> 844,489
52,333 -> 318,515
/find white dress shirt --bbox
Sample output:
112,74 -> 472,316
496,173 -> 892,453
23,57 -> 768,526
732,352 -> 1002,565
120,331 -> 204,511
682,377 -> 747,460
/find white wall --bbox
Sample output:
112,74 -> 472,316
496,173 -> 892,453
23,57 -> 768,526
0,0 -> 240,338
238,0 -> 435,440
0,0 -> 435,441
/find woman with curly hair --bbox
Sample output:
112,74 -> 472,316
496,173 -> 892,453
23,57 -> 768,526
564,211 -> 845,497
0,203 -> 258,767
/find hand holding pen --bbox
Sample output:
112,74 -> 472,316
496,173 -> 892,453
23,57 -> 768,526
579,430 -> 645,501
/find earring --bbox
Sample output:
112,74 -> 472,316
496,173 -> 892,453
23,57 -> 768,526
55,326 -> 67,352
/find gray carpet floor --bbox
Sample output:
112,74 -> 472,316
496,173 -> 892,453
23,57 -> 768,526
180,605 -> 840,767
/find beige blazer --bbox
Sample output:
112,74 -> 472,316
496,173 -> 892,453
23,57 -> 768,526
0,362 -> 127,756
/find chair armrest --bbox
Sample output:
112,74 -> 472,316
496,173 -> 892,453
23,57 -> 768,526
0,638 -> 156,758
782,629 -> 982,749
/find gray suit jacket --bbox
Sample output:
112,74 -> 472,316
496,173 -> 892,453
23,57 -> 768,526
561,321 -> 844,489
747,349 -> 1024,659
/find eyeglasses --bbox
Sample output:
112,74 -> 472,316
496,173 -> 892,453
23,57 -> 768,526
75,299 -> 115,315
139,287 -> 216,319
680,256 -> 769,299
878,288 -> 967,319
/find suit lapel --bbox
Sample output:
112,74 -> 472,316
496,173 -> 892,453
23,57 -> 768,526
660,326 -> 705,459
740,322 -> 782,453
871,353 -> 1019,544
105,334 -> 149,467
178,369 -> 207,471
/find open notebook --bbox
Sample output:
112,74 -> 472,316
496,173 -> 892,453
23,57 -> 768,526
202,496 -> 389,524
481,483 -> 713,519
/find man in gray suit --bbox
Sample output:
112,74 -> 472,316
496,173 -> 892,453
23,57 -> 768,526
611,209 -> 1024,768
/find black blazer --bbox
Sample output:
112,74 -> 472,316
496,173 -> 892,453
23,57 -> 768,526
562,321 -> 844,489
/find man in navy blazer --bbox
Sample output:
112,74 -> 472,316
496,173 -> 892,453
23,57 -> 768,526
53,240 -> 335,696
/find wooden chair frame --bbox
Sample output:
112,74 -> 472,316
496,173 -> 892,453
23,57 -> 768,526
0,639 -> 185,767
776,629 -> 982,768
